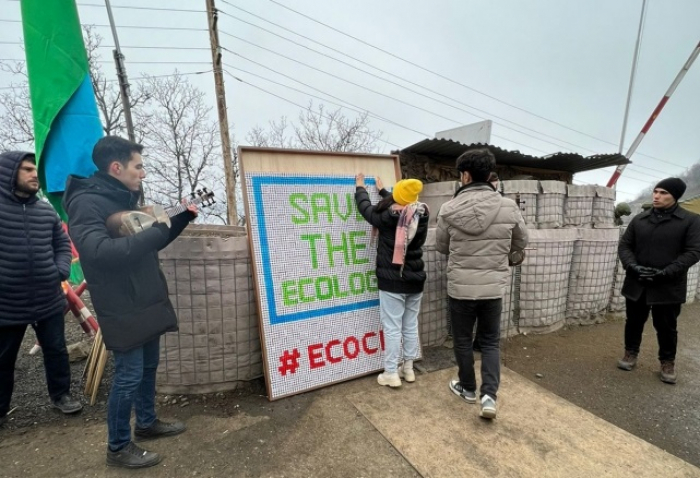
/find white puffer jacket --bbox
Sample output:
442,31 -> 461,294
436,183 -> 528,300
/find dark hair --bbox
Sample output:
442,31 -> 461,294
92,136 -> 143,172
456,148 -> 496,183
20,154 -> 36,165
374,194 -> 395,213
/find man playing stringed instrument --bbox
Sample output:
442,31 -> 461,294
64,136 -> 198,469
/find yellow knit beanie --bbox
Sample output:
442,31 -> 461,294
392,179 -> 423,206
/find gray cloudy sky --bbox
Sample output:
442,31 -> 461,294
1,0 -> 699,202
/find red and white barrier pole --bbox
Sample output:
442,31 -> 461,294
607,40 -> 700,188
63,282 -> 99,335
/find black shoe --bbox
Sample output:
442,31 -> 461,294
106,441 -> 161,469
448,380 -> 477,404
134,419 -> 187,442
52,394 -> 83,414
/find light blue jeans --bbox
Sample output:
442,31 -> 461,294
379,291 -> 422,373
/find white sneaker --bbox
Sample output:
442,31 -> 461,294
398,360 -> 415,383
377,372 -> 402,388
398,368 -> 415,383
480,394 -> 497,419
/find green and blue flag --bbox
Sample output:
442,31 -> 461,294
21,0 -> 104,282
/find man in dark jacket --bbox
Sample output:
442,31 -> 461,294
618,177 -> 700,384
63,136 -> 197,468
0,151 -> 82,428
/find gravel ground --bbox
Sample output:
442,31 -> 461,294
3,302 -> 699,469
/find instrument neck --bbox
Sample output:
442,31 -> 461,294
166,197 -> 202,217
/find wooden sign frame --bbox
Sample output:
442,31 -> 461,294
239,147 -> 401,400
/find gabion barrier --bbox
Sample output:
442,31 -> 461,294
592,186 -> 616,228
536,180 -> 566,229
566,228 -> 619,323
502,180 -> 538,228
564,184 -> 595,228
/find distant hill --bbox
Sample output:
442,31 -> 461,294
624,161 -> 700,213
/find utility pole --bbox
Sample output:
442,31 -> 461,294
205,0 -> 238,225
105,0 -> 135,142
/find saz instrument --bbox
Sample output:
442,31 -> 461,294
106,188 -> 215,237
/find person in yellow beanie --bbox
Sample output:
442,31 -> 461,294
392,179 -> 423,206
355,173 -> 429,388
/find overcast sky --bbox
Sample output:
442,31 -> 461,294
1,0 -> 699,202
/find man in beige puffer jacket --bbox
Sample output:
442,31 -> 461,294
436,148 -> 528,419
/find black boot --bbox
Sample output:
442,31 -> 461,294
52,394 -> 83,414
106,441 -> 161,468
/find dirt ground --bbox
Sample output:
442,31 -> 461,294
1,302 -> 699,475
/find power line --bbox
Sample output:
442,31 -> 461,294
223,69 -> 405,149
218,4 -> 601,155
218,35 -> 550,154
0,40 -> 208,51
222,62 -> 431,138
0,18 -> 207,31
0,69 -> 211,90
263,0 -> 689,170
0,58 -> 211,65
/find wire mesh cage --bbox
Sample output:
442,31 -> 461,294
420,238 -> 449,347
518,229 -> 578,333
687,262 -> 700,304
566,228 -> 619,323
592,186 -> 616,228
564,184 -> 595,228
609,228 -> 627,313
536,180 -> 566,229
503,180 -> 539,228
158,236 -> 264,394
500,265 -> 519,338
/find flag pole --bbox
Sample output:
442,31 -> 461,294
104,0 -> 135,143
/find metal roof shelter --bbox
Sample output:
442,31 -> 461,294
396,139 -> 630,183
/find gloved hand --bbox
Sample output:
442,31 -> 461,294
628,264 -> 653,276
647,268 -> 667,282
628,264 -> 658,281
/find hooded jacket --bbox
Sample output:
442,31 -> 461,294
355,187 -> 429,294
0,151 -> 71,326
63,172 -> 193,352
436,182 -> 528,300
619,204 -> 700,304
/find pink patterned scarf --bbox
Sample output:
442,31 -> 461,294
391,202 -> 427,276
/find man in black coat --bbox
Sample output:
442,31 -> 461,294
64,137 -> 197,468
0,151 -> 82,428
617,177 -> 700,384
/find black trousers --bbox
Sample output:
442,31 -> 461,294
625,294 -> 681,362
0,313 -> 71,417
449,297 -> 501,400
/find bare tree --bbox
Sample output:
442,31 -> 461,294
0,61 -> 34,148
1,29 -> 235,224
136,72 -> 229,223
246,101 -> 383,153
